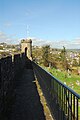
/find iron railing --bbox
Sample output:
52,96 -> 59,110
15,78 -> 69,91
32,62 -> 80,120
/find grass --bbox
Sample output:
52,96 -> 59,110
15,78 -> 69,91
43,67 -> 80,95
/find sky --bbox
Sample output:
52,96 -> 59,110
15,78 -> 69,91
0,0 -> 80,49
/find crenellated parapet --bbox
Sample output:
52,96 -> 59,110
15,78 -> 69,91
0,52 -> 26,118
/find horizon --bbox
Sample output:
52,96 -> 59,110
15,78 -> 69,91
0,40 -> 80,51
0,0 -> 80,49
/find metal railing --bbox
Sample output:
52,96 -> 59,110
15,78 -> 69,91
32,62 -> 80,120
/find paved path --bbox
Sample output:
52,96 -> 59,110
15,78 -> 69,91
8,68 -> 46,120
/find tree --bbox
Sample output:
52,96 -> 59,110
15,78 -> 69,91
42,45 -> 50,67
60,46 -> 68,70
79,53 -> 80,66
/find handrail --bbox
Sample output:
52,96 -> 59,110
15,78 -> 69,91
32,61 -> 80,120
36,63 -> 80,99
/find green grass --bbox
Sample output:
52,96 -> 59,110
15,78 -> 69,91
43,67 -> 80,94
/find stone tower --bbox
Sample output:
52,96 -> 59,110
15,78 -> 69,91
21,39 -> 32,60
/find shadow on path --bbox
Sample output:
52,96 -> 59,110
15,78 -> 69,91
8,63 -> 46,120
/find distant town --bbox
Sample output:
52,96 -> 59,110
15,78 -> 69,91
0,42 -> 21,58
0,42 -> 80,74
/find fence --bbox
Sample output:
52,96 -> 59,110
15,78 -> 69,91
32,62 -> 80,120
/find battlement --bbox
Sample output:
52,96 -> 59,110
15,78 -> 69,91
0,52 -> 27,118
21,39 -> 32,43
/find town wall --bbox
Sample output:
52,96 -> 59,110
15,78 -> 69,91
0,52 -> 26,118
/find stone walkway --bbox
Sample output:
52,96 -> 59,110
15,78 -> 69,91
7,68 -> 46,120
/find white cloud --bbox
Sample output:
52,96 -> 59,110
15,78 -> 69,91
32,38 -> 80,49
0,32 -> 8,42
72,39 -> 80,45
0,31 -> 19,44
32,38 -> 51,46
0,32 -> 80,48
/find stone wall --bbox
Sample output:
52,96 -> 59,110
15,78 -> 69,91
0,52 -> 26,118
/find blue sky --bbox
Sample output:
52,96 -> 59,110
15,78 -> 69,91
0,0 -> 80,48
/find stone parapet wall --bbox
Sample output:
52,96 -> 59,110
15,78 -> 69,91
0,52 -> 26,118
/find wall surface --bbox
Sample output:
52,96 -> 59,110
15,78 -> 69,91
0,53 -> 26,118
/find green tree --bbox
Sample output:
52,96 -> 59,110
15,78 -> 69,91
79,53 -> 80,66
60,46 -> 68,70
73,59 -> 78,67
0,46 -> 3,50
42,45 -> 50,67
